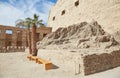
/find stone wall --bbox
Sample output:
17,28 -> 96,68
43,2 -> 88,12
36,27 -> 52,41
48,0 -> 120,34
0,25 -> 52,48
83,50 -> 120,75
0,25 -> 27,47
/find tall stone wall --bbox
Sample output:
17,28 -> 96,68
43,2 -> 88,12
83,50 -> 120,75
0,25 -> 27,47
0,25 -> 52,48
48,0 -> 120,34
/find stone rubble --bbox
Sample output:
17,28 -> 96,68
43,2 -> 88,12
37,21 -> 119,50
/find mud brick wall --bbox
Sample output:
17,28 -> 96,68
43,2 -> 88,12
83,50 -> 120,75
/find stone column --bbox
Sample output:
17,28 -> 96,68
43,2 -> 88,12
22,31 -> 27,47
12,30 -> 17,46
1,28 -> 6,47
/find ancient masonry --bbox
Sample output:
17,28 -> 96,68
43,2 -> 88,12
38,49 -> 120,75
0,25 -> 27,47
41,0 -> 120,75
38,21 -> 120,75
83,50 -> 120,75
48,0 -> 120,34
0,25 -> 52,52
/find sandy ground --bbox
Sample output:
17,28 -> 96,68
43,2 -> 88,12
0,52 -> 120,78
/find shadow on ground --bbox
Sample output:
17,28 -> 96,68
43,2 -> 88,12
52,64 -> 59,69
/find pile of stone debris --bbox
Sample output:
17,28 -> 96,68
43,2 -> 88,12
37,21 -> 119,50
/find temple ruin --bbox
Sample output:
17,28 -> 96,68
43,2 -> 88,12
0,0 -> 120,76
0,25 -> 52,52
37,0 -> 120,75
0,25 -> 27,47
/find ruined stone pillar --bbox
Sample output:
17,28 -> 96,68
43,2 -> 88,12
1,28 -> 6,47
12,30 -> 17,46
22,30 -> 27,47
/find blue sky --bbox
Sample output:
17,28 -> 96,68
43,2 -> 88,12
0,0 -> 57,26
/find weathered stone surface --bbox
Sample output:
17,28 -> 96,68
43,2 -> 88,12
48,0 -> 120,34
0,25 -> 52,52
38,20 -> 120,75
83,50 -> 120,75
38,21 -> 119,49
0,25 -> 27,47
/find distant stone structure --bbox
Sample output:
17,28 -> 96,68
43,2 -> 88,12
0,25 -> 27,47
36,27 -> 52,42
0,25 -> 52,52
48,0 -> 120,34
